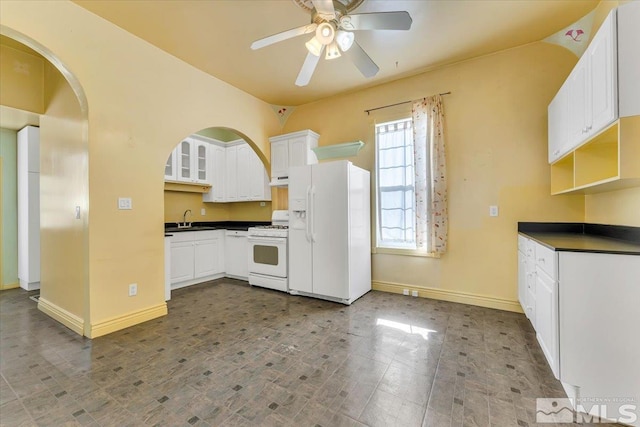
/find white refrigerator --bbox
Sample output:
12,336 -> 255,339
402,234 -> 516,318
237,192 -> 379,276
288,160 -> 371,305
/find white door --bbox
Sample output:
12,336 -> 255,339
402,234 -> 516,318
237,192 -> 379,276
236,143 -> 252,201
178,139 -> 194,182
288,165 -> 313,293
194,142 -> 208,184
164,149 -> 177,181
170,241 -> 194,283
535,268 -> 559,378
548,86 -> 569,163
225,145 -> 238,201
270,140 -> 289,180
588,11 -> 617,137
567,57 -> 588,148
194,238 -> 219,278
311,162 -> 349,299
288,136 -> 309,168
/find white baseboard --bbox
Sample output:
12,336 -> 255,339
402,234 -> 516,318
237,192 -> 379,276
88,303 -> 167,338
372,280 -> 524,313
37,297 -> 84,335
20,279 -> 40,291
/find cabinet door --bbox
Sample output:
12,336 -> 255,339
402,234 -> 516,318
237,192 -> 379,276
236,144 -> 252,201
567,57 -> 589,148
178,139 -> 194,182
535,268 -> 559,378
548,85 -> 569,163
270,140 -> 289,180
517,250 -> 527,312
194,238 -> 220,278
225,145 -> 238,201
194,142 -> 208,184
212,145 -> 226,201
170,241 -> 194,283
164,148 -> 177,181
588,11 -> 617,137
289,136 -> 310,169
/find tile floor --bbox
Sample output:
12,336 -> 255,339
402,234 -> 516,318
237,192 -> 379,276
0,279 -> 616,426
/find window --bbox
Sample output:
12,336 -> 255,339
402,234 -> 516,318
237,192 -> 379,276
375,118 -> 416,250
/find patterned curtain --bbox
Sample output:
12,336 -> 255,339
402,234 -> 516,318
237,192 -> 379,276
412,95 -> 448,254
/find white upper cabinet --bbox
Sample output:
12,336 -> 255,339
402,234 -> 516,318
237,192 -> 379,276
202,139 -> 270,203
548,5 -> 640,164
172,137 -> 209,184
269,129 -> 319,186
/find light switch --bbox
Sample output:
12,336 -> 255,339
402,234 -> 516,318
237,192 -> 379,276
118,197 -> 132,210
201,208 -> 206,216
75,206 -> 81,219
489,205 -> 499,217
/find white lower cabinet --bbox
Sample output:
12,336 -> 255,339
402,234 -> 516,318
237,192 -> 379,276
518,234 -> 559,377
169,230 -> 225,289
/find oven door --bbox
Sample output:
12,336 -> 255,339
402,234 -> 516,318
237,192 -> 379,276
247,236 -> 287,278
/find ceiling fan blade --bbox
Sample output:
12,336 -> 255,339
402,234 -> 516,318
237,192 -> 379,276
340,11 -> 412,31
251,23 -> 317,50
344,41 -> 379,78
311,0 -> 336,20
295,48 -> 324,87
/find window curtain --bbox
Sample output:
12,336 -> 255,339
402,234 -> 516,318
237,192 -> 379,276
412,95 -> 448,254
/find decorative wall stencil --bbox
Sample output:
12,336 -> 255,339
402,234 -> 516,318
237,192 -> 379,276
270,104 -> 296,127
543,10 -> 596,57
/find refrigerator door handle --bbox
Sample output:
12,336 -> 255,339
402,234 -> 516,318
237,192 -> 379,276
305,185 -> 312,243
310,186 -> 316,243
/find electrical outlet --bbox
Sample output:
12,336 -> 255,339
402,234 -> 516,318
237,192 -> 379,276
260,202 -> 266,207
489,205 -> 499,217
411,290 -> 419,297
201,208 -> 206,216
128,283 -> 137,297
403,289 -> 409,296
118,197 -> 132,210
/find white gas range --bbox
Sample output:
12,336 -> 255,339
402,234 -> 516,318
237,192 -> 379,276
247,210 -> 289,292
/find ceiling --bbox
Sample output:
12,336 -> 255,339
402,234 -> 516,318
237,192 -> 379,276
71,1 -> 596,106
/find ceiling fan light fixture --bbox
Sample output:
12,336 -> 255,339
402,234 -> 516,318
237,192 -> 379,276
315,22 -> 335,45
335,30 -> 355,52
325,41 -> 342,60
305,36 -> 324,56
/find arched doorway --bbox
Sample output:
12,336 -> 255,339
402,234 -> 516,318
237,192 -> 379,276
0,30 -> 90,336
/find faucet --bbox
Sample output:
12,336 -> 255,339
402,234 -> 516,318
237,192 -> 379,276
179,209 -> 192,228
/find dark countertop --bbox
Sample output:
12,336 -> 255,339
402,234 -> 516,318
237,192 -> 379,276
518,222 -> 640,256
164,220 -> 270,234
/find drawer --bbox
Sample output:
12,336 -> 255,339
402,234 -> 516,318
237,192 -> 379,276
170,231 -> 198,243
226,230 -> 248,237
535,243 -> 557,280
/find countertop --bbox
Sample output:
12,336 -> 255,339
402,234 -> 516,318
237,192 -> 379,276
518,222 -> 640,256
164,220 -> 270,234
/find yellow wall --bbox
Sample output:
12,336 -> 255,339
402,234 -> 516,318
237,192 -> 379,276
37,60 -> 87,327
1,0 -> 281,337
0,45 -> 44,114
164,191 -> 272,223
585,188 -> 640,226
285,42 -> 586,309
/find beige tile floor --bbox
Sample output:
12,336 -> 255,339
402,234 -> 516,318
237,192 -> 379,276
0,279 -> 616,426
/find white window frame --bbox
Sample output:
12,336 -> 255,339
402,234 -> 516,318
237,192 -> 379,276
374,117 -> 418,252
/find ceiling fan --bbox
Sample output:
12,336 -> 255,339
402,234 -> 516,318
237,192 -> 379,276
250,0 -> 412,87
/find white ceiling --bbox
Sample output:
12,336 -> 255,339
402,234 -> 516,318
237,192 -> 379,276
67,1 -> 597,106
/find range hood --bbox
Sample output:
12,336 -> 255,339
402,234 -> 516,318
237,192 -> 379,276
269,176 -> 289,187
